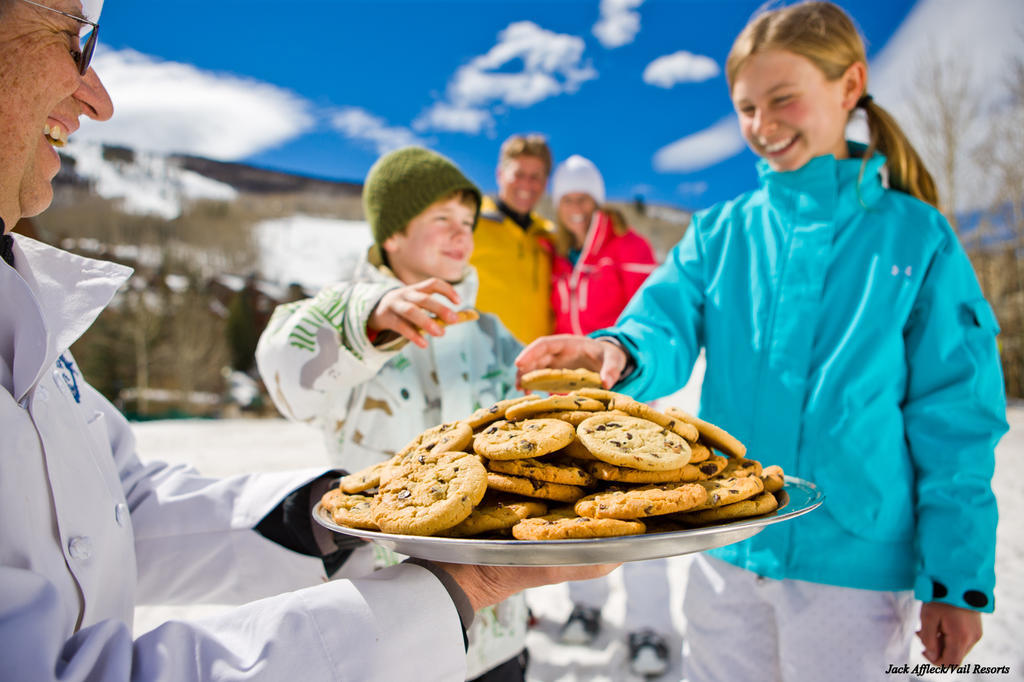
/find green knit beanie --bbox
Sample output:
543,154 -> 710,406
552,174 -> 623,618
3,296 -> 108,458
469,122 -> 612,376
363,146 -> 482,245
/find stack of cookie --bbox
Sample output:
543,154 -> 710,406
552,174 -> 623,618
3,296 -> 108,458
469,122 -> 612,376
320,369 -> 786,542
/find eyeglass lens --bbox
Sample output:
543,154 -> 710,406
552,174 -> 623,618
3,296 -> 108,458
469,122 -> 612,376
77,26 -> 98,75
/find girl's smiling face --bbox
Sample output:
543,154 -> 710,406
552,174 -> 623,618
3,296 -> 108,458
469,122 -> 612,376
731,49 -> 863,172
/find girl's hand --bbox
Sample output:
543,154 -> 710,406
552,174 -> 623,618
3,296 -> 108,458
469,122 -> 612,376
367,278 -> 460,349
514,334 -> 628,389
917,602 -> 983,666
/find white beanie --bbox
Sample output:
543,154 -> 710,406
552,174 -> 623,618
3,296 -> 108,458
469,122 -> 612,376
552,155 -> 605,205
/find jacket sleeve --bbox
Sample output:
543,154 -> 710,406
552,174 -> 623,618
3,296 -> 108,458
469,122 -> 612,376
903,228 -> 1007,613
78,383 -> 330,605
477,312 -> 526,400
0,562 -> 467,682
616,231 -> 659,303
593,223 -> 705,402
254,280 -> 401,424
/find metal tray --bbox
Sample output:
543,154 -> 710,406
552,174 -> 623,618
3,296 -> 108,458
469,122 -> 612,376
313,476 -> 823,566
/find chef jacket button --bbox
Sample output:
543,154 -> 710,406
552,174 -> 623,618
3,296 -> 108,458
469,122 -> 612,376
37,385 -> 50,402
115,503 -> 129,527
68,536 -> 93,561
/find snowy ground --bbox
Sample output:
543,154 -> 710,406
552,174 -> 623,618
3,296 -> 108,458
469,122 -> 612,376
132,397 -> 1022,681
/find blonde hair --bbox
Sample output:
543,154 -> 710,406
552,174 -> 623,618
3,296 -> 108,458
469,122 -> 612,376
552,206 -> 628,258
498,134 -> 553,177
726,1 -> 938,207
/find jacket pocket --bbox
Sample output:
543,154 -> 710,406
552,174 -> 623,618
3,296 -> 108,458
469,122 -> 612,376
962,299 -> 1000,359
963,298 -> 1000,335
811,408 -> 915,543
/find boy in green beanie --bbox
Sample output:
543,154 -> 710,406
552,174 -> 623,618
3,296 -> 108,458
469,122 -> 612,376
255,147 -> 528,682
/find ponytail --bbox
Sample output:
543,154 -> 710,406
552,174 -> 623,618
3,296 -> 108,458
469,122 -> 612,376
859,97 -> 939,208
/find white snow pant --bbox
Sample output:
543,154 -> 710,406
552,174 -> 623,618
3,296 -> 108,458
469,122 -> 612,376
569,558 -> 673,633
682,554 -> 918,682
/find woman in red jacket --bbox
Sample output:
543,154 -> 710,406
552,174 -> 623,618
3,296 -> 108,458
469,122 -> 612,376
549,155 -> 658,335
549,155 -> 668,676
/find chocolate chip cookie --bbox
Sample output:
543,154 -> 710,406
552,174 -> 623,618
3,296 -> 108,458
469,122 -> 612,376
511,509 -> 646,540
577,413 -> 692,471
663,406 -> 747,457
574,482 -> 708,519
520,368 -> 604,393
321,489 -> 379,530
487,455 -> 597,487
485,471 -> 587,503
473,418 -> 576,460
371,450 -> 487,535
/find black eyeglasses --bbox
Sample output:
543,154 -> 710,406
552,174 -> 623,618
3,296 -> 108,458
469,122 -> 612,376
19,0 -> 100,75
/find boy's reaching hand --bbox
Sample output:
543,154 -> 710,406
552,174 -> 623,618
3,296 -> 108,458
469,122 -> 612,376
514,334 -> 628,390
368,278 -> 461,349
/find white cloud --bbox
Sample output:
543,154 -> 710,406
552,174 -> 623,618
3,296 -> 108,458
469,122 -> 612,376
413,103 -> 494,135
76,48 -> 313,160
678,181 -> 710,197
653,115 -> 747,173
593,0 -> 645,48
416,21 -> 597,133
330,107 -> 426,154
643,51 -> 720,88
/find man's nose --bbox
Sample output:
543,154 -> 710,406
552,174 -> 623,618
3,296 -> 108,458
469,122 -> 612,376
75,67 -> 114,122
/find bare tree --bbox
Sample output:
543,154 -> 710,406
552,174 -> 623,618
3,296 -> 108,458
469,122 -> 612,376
119,281 -> 164,414
973,50 -> 1024,397
905,46 -> 1024,398
160,269 -> 230,407
907,53 -> 982,228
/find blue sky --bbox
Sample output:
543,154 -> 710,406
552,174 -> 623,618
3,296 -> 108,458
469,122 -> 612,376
80,0 -> 1018,212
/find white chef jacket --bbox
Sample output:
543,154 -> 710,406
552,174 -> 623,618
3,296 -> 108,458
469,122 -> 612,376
0,234 -> 466,681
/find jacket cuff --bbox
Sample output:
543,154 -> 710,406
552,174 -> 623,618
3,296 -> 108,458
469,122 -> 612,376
345,281 -> 404,364
588,330 -> 644,390
403,558 -> 474,650
254,470 -> 363,576
592,335 -> 637,381
913,573 -> 994,613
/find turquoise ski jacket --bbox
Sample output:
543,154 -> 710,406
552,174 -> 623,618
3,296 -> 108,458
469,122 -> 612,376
598,148 -> 1007,612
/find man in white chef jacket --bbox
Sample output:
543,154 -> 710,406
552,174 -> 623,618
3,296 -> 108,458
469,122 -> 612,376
0,2 -> 615,680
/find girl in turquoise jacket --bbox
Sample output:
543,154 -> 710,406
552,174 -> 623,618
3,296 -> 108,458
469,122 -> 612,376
516,3 -> 1007,679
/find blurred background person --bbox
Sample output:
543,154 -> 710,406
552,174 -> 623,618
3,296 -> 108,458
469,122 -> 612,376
470,134 -> 556,344
549,155 -> 657,336
547,154 -> 668,677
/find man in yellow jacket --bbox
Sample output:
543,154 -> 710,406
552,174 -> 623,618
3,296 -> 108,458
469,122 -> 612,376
470,134 -> 555,343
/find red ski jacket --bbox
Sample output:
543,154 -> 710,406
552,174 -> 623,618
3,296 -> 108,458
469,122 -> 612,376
550,210 -> 658,335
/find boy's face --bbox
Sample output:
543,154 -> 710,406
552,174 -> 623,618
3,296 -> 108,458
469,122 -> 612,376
383,195 -> 475,285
